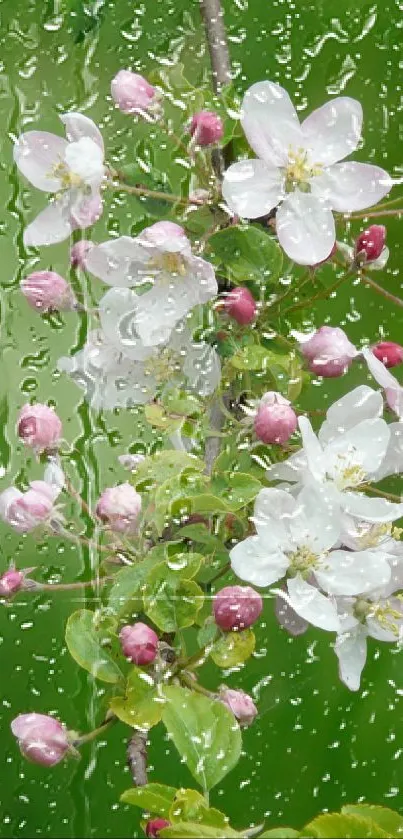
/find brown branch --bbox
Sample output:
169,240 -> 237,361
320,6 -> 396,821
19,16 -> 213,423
199,0 -> 231,93
127,731 -> 148,787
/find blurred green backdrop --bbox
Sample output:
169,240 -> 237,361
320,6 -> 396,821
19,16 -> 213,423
1,0 -> 403,836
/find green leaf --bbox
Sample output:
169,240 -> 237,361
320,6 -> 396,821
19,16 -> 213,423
230,346 -> 290,373
301,813 -> 389,838
211,629 -> 255,667
144,568 -> 204,633
207,225 -> 283,289
145,403 -> 182,433
133,450 -> 204,491
162,388 -> 203,418
120,783 -> 177,817
189,494 -> 230,514
341,805 -> 403,836
176,524 -> 228,554
169,788 -> 231,830
152,473 -> 209,536
110,666 -> 163,730
197,619 -> 220,648
65,610 -> 123,684
162,685 -> 242,791
161,822 -> 240,838
217,473 -> 262,511
260,830 -> 299,838
107,550 -> 167,616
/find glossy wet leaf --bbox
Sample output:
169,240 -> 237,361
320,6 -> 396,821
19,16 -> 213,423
144,572 -> 204,632
301,813 -> 389,838
341,805 -> 403,836
110,666 -> 163,730
132,450 -> 205,491
120,783 -> 177,817
207,225 -> 283,288
161,822 -> 240,837
211,628 -> 255,667
65,610 -> 123,684
260,830 -> 300,838
107,550 -> 168,616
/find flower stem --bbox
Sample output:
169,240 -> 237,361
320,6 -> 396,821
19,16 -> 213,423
347,208 -> 403,219
364,485 -> 402,503
73,716 -> 116,747
35,577 -> 112,592
360,272 -> 403,308
283,267 -> 355,314
105,178 -> 208,207
181,671 -> 215,697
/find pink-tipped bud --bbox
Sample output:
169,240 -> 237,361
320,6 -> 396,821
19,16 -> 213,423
145,820 -> 171,838
0,569 -> 24,598
372,341 -> 403,369
21,271 -> 75,314
119,622 -> 159,666
1,485 -> 56,533
11,713 -> 70,767
70,240 -> 93,269
71,193 -> 102,230
213,585 -> 263,631
254,392 -> 297,445
96,483 -> 141,533
111,70 -> 156,114
219,688 -> 258,727
222,287 -> 257,326
17,404 -> 62,453
299,325 -> 357,378
355,225 -> 386,262
190,111 -> 224,146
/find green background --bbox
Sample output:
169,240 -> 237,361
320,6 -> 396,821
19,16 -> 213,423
1,0 -> 403,836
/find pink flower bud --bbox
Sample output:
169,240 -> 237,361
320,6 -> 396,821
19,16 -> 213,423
96,483 -> 141,533
190,111 -> 224,146
17,404 -> 62,453
145,820 -> 171,838
0,569 -> 24,598
299,325 -> 357,378
119,622 -> 158,666
372,341 -> 403,369
111,70 -> 156,114
70,240 -> 93,269
219,688 -> 257,726
254,392 -> 297,445
21,271 -> 75,313
222,287 -> 257,326
1,485 -> 55,533
213,585 -> 263,631
11,713 -> 70,767
355,225 -> 386,262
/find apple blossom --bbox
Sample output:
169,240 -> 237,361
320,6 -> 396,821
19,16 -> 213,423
222,81 -> 392,264
70,240 -> 94,269
0,569 -> 24,598
84,223 -> 217,348
119,622 -> 158,666
221,287 -> 257,325
96,483 -> 141,533
145,820 -> 171,838
298,326 -> 358,378
118,453 -> 146,470
219,688 -> 258,726
213,585 -> 263,631
0,462 -> 64,533
372,341 -> 403,369
14,113 -> 105,247
11,713 -> 70,767
111,70 -> 156,115
254,391 -> 297,444
17,403 -> 62,452
190,110 -> 224,146
21,271 -> 76,313
363,346 -> 403,420
355,225 -> 386,262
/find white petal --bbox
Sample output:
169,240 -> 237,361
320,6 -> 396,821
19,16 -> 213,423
325,417 -> 390,478
317,548 -> 391,596
70,189 -> 103,229
311,162 -> 392,212
284,576 -> 340,631
222,159 -> 284,219
99,288 -> 152,360
276,191 -> 335,266
60,112 -> 104,152
253,487 -> 297,551
293,484 -> 340,552
334,625 -> 367,691
230,535 -> 289,587
362,347 -> 403,420
302,97 -> 362,167
0,488 -> 23,521
372,423 -> 403,481
241,81 -> 302,166
43,460 -> 65,499
84,236 -> 150,287
342,490 -> 403,523
369,245 -> 389,271
319,385 -> 383,444
265,451 -> 306,483
275,592 -> 309,636
298,416 -> 326,481
24,197 -> 73,248
13,131 -> 67,192
181,341 -> 221,397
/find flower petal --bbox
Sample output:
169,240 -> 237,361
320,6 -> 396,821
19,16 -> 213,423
362,347 -> 403,419
265,451 -> 306,483
325,417 -> 390,478
276,191 -> 335,266
316,548 -> 391,595
60,112 -> 104,152
253,487 -> 297,551
301,97 -> 362,167
13,131 -> 67,192
275,591 -> 309,636
298,416 -> 326,481
342,490 -> 403,523
181,341 -> 221,397
334,625 -> 367,691
319,385 -> 383,444
311,162 -> 392,212
241,81 -> 302,166
0,488 -> 23,521
84,236 -> 150,287
293,484 -> 340,553
230,535 -> 289,587
24,197 -> 73,248
98,288 -> 152,360
372,422 -> 403,481
222,159 -> 284,219
284,576 -> 340,631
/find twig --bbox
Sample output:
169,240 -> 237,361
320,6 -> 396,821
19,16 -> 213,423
127,731 -> 148,787
105,179 -> 207,207
283,267 -> 356,315
361,272 -> 403,308
346,208 -> 403,219
34,577 -> 112,592
199,0 -> 231,92
73,716 -> 116,747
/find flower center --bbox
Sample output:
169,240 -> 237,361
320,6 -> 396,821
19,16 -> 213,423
143,348 -> 182,383
355,597 -> 403,636
52,161 -> 84,190
284,147 -> 323,193
151,252 -> 187,277
330,451 -> 367,490
288,544 -> 319,578
353,522 -> 392,550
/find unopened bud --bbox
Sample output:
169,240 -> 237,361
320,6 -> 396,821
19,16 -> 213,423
222,287 -> 257,326
111,70 -> 156,115
17,403 -> 62,453
372,341 -> 403,369
190,111 -> 224,146
119,622 -> 158,666
21,271 -> 75,313
0,569 -> 24,598
145,820 -> 171,838
299,325 -> 357,378
70,240 -> 93,269
213,585 -> 263,631
219,688 -> 258,726
254,391 -> 297,445
11,713 -> 70,767
96,483 -> 141,533
355,225 -> 386,262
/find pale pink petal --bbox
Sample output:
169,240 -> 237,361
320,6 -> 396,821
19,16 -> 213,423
334,626 -> 367,691
70,190 -> 103,229
241,81 -> 302,167
283,576 -> 340,631
311,162 -> 392,212
24,197 -> 73,248
222,159 -> 284,219
302,97 -> 362,167
0,488 -> 23,521
362,348 -> 403,419
276,191 -> 335,266
84,236 -> 150,287
13,131 -> 67,192
60,112 -> 104,152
